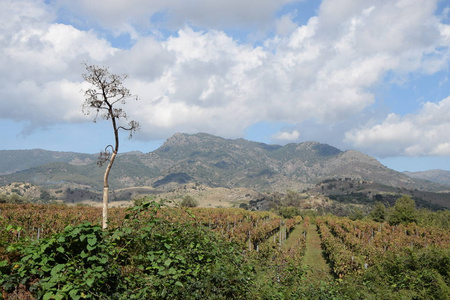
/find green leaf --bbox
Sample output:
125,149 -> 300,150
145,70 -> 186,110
69,289 -> 81,300
164,259 -> 172,267
56,246 -> 65,253
87,237 -> 97,246
175,281 -> 184,287
93,266 -> 104,273
41,265 -> 52,272
175,254 -> 185,262
51,263 -> 65,276
43,292 -> 54,300
86,277 -> 95,287
98,257 -> 108,264
71,227 -> 81,235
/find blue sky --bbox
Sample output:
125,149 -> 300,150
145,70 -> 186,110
1,0 -> 450,172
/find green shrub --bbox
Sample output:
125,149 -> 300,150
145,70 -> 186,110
114,200 -> 253,299
277,206 -> 301,218
388,196 -> 417,225
360,248 -> 450,299
180,195 -> 199,207
370,202 -> 386,222
1,222 -> 119,299
1,201 -> 254,299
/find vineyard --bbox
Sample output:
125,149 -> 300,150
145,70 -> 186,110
317,216 -> 450,278
0,202 -> 449,299
0,204 -> 301,252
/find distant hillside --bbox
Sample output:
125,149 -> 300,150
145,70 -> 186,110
140,133 -> 444,192
0,155 -> 157,190
0,149 -> 96,175
308,178 -> 450,209
405,170 -> 450,186
0,133 -> 447,194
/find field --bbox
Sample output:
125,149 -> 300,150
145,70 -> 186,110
0,202 -> 449,299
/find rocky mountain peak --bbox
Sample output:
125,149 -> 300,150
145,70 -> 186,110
1,133 -> 448,194
160,132 -> 219,148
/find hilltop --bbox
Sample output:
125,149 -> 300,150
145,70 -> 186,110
0,133 -> 449,208
1,132 -> 448,192
405,169 -> 450,186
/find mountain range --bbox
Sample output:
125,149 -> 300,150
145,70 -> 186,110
1,133 -> 449,194
404,169 -> 450,186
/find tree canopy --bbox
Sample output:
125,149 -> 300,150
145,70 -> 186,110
389,196 -> 417,225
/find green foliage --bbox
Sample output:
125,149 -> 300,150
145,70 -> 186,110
348,207 -> 364,221
248,241 -> 307,298
1,200 -> 254,299
180,195 -> 199,207
276,206 -> 301,219
39,190 -> 55,202
388,196 -> 418,225
370,202 -> 387,222
239,203 -> 249,210
1,222 -> 119,299
359,248 -> 450,299
282,190 -> 303,206
416,209 -> 450,229
0,193 -> 29,204
293,280 -> 346,300
328,192 -> 373,205
115,200 -> 253,299
1,201 -> 449,299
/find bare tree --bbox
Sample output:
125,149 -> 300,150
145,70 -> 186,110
82,64 -> 139,229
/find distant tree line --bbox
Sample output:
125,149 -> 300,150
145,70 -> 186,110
247,190 -> 448,230
0,190 -> 56,204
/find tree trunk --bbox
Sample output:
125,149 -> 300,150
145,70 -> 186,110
102,186 -> 109,229
102,151 -> 117,229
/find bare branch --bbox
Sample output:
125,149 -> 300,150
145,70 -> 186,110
118,120 -> 140,138
97,145 -> 114,167
80,63 -> 140,229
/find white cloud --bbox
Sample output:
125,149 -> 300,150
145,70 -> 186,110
275,13 -> 298,36
345,97 -> 450,157
272,129 -> 300,141
432,143 -> 450,156
58,0 -> 299,34
0,0 -> 449,154
0,0 -> 116,131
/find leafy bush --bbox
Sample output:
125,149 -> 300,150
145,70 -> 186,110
370,202 -> 386,222
0,201 -> 255,299
276,206 -> 301,218
0,193 -> 29,204
180,195 -> 199,207
360,248 -> 450,299
1,222 -> 119,299
114,201 -> 253,299
388,196 -> 417,225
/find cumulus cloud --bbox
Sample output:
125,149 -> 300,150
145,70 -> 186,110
0,0 -> 115,129
345,97 -> 450,157
57,0 -> 299,34
272,129 -> 300,142
1,0 -> 449,156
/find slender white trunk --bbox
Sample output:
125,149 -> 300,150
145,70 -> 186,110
102,151 -> 117,229
102,186 -> 109,229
